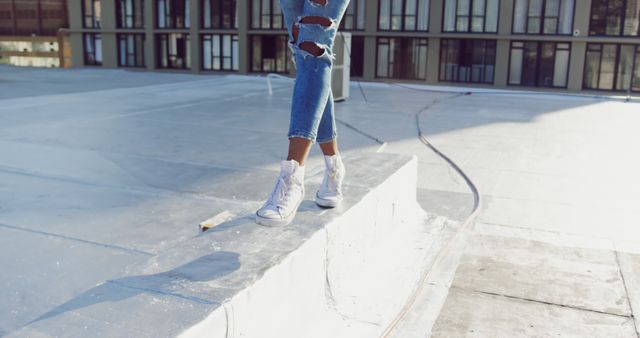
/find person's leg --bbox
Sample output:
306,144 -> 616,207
315,81 -> 344,208
256,0 -> 349,226
316,88 -> 338,156
286,0 -> 350,165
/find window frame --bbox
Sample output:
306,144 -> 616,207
378,0 -> 430,32
201,0 -> 238,29
201,33 -> 239,71
117,33 -> 146,67
83,32 -> 102,65
507,40 -> 571,88
442,0 -> 500,34
511,0 -> 576,35
249,34 -> 291,73
155,33 -> 191,69
249,0 -> 284,30
340,0 -> 366,31
439,38 -> 497,84
375,37 -> 429,80
582,43 -> 640,92
82,0 -> 101,28
588,0 -> 640,37
116,0 -> 145,29
156,0 -> 191,29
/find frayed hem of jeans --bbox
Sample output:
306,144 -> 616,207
288,133 -> 317,143
316,135 -> 337,144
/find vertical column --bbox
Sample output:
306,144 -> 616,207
67,0 -> 85,67
497,0 -> 513,35
190,0 -> 201,73
145,0 -> 156,70
426,0 -> 443,84
568,0 -> 591,91
70,33 -> 85,67
101,0 -> 118,68
568,42 -> 587,91
572,0 -> 591,36
361,0 -> 378,81
237,0 -> 249,74
493,0 -> 515,87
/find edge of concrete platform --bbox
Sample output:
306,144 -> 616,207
7,152 -> 464,338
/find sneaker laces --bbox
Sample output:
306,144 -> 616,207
266,175 -> 299,212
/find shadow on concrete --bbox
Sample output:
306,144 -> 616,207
27,251 -> 240,325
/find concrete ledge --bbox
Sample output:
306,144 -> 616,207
10,152 -> 453,337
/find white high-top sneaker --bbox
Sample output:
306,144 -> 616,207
255,159 -> 305,227
315,154 -> 345,208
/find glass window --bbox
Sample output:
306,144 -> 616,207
379,0 -> 429,31
157,0 -> 190,28
202,0 -> 237,29
41,0 -> 68,35
443,0 -> 499,33
590,0 -> 640,36
509,41 -> 570,87
250,0 -> 283,29
584,43 -> 640,92
349,36 -> 365,77
83,33 -> 102,65
202,34 -> 238,71
513,0 -> 574,35
118,33 -> 145,67
376,37 -> 428,80
83,0 -> 101,28
250,35 -> 290,73
439,39 -> 496,84
117,0 -> 144,28
156,33 -> 190,69
340,0 -> 365,31
0,4 -> 14,35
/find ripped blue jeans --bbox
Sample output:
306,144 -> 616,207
279,0 -> 350,144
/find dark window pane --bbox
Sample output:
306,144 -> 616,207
511,41 -> 571,87
202,34 -> 238,71
156,33 -> 190,69
583,44 -> 602,89
606,0 -> 624,35
599,44 -> 617,89
537,43 -> 555,86
250,34 -> 290,73
376,37 -> 428,80
623,0 -> 640,35
439,39 -> 496,84
590,0 -> 608,35
251,0 -> 283,29
350,36 -> 365,77
617,45 -> 636,90
521,42 -> 538,86
378,0 -> 427,31
633,48 -> 640,91
443,0 -> 497,33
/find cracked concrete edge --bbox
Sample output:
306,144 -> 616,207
386,218 -> 473,338
616,252 -> 640,338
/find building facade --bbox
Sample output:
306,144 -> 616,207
67,0 -> 640,93
0,0 -> 71,67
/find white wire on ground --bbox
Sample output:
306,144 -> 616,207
266,73 -> 294,96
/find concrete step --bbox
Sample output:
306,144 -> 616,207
9,152 -> 462,337
431,226 -> 640,337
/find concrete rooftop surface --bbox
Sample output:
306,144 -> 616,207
1,64 -> 640,337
